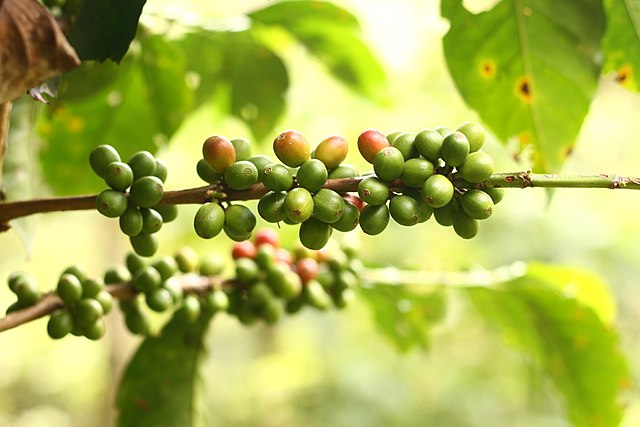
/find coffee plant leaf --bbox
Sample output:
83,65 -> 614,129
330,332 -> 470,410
602,0 -> 640,91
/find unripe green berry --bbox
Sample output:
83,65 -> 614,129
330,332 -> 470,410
154,159 -> 168,183
126,252 -> 147,274
83,318 -> 107,340
435,126 -> 454,137
328,164 -> 359,179
296,159 -> 328,193
13,276 -> 40,305
224,160 -> 258,190
299,217 -> 333,250
146,288 -> 173,312
414,129 -> 444,162
285,188 -> 314,224
129,176 -> 164,208
461,189 -> 494,220
198,254 -> 225,276
261,163 -> 293,191
140,208 -> 163,234
421,174 -> 454,208
223,224 -> 252,242
224,204 -> 257,236
248,282 -> 274,305
90,145 -> 121,177
457,122 -> 486,152
247,155 -> 274,180
459,151 -> 494,183
155,204 -> 178,223
193,202 -> 225,239
81,278 -> 103,298
304,280 -> 331,310
484,187 -> 505,204
434,199 -> 459,227
313,189 -> 345,224
132,266 -> 162,293
401,158 -> 435,188
453,210 -> 479,239
104,266 -> 131,284
258,191 -> 287,223
373,146 -> 405,181
94,290 -> 114,314
129,233 -> 159,257
152,256 -> 179,281
47,309 -> 73,339
119,206 -> 143,236
273,130 -> 310,167
389,195 -> 420,226
440,131 -> 470,167
128,151 -> 157,179
202,290 -> 229,314
203,135 -> 236,173
103,161 -> 134,191
96,189 -> 128,218
331,199 -> 360,232
230,137 -> 252,161
57,273 -> 83,304
314,135 -> 348,169
386,130 -> 405,144
61,265 -> 87,282
73,298 -> 104,328
260,299 -> 281,324
359,204 -> 390,235
177,294 -> 201,323
391,133 -> 419,160
358,176 -> 389,206
235,257 -> 260,282
174,247 -> 198,273
196,159 -> 222,184
125,307 -> 150,335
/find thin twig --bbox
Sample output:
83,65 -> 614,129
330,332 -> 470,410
0,102 -> 12,197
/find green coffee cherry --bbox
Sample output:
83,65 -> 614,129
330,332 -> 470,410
230,137 -> 252,161
285,187 -> 314,224
296,159 -> 328,193
484,187 -> 505,204
457,122 -> 486,152
81,278 -> 103,298
459,151 -> 494,183
178,294 -> 201,323
258,191 -> 287,223
164,279 -> 184,304
453,210 -> 479,239
313,189 -> 345,224
248,155 -> 274,180
202,290 -> 229,314
103,161 -> 134,191
391,133 -> 418,160
386,130 -> 404,144
129,233 -> 159,257
224,204 -> 257,236
154,159 -> 168,183
193,202 -> 225,239
96,189 -> 128,218
332,199 -> 360,232
8,271 -> 30,293
224,160 -> 259,190
414,129 -> 444,163
73,298 -> 104,328
196,159 -> 222,184
254,244 -> 276,270
433,199 -> 459,226
94,290 -> 114,314
146,288 -> 173,312
359,204 -> 390,235
435,126 -> 454,137
248,282 -> 274,305
203,135 -> 236,173
440,131 -> 470,167
273,130 -> 311,168
223,224 -> 252,242
125,307 -> 151,335
304,280 -> 331,310
299,217 -> 333,250
152,256 -> 179,281
129,176 -> 164,208
328,164 -> 359,179
47,309 -> 73,339
260,299 -> 281,324
421,174 -> 454,208
119,206 -> 144,236
389,195 -> 420,226
12,275 -> 40,305
132,266 -> 162,293
174,247 -> 198,273
314,135 -> 348,169
90,145 -> 121,177
236,257 -> 260,282
373,146 -> 405,181
104,266 -> 131,284
461,189 -> 494,220
358,176 -> 389,206
83,318 -> 106,340
141,208 -> 163,234
401,158 -> 435,188
262,164 -> 294,191
57,273 -> 83,304
357,129 -> 390,163
197,254 -> 225,276
155,205 -> 179,223
128,151 -> 157,179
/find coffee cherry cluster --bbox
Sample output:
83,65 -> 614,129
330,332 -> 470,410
357,123 -> 504,239
89,145 -> 178,257
196,132 -> 360,249
5,272 -> 42,314
46,266 -> 114,340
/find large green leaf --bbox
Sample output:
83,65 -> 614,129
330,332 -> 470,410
249,1 -> 387,103
465,265 -> 629,427
179,30 -> 289,140
40,35 -> 194,194
602,0 -> 640,91
67,0 -> 147,62
359,284 -> 446,352
441,0 -> 604,172
116,314 -> 210,427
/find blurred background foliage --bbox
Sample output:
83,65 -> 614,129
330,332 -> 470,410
1,0 -> 640,426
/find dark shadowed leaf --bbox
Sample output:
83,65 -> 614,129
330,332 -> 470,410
116,314 -> 210,427
602,0 -> 640,91
67,0 -> 146,62
359,284 -> 446,352
441,0 -> 604,172
464,264 -> 629,427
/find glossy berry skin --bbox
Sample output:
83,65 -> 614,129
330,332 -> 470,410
261,164 -> 293,191
230,137 -> 252,161
389,195 -> 420,226
453,210 -> 479,239
198,254 -> 225,276
203,135 -> 236,173
284,188 -> 314,224
155,205 -> 179,223
96,189 -> 128,218
83,319 -> 107,340
296,159 -> 328,193
146,288 -> 173,312
391,133 -> 419,160
331,200 -> 360,232
128,151 -> 157,179
141,208 -> 163,234
103,161 -> 134,191
56,273 -> 83,304
359,204 -> 390,235
154,159 -> 168,182
328,164 -> 359,179
196,159 -> 222,184
414,129 -> 444,163
174,247 -> 199,273
342,194 -> 365,212
440,131 -> 470,167
257,191 -> 287,223
90,145 -> 121,177
401,158 -> 435,188
299,217 -> 333,250
129,176 -> 164,208
484,187 -> 505,204
47,309 -> 73,339
81,278 -> 103,299
457,122 -> 486,152
461,189 -> 494,220
373,146 -> 405,181
459,151 -> 494,183
304,280 -> 331,310
313,189 -> 345,224
433,199 -> 459,227
193,203 -> 225,239
132,266 -> 162,293
314,135 -> 348,169
129,233 -> 159,257
119,206 -> 144,236
421,174 -> 454,208
357,129 -> 390,163
224,160 -> 259,190
358,176 -> 389,206
202,290 -> 229,314
224,204 -> 257,236
94,290 -> 114,314
73,298 -> 104,328
273,130 -> 310,168
248,155 -> 274,180
178,294 -> 201,323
